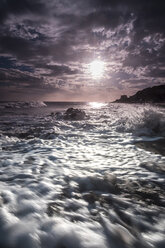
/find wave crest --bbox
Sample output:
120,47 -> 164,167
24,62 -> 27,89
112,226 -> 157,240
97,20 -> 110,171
115,104 -> 165,136
0,101 -> 47,109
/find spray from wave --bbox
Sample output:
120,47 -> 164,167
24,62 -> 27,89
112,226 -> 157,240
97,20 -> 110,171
114,104 -> 165,137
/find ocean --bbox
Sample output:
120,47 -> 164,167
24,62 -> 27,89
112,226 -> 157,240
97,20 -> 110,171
0,101 -> 165,248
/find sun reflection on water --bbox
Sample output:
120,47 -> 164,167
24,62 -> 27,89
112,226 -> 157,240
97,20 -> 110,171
89,102 -> 108,108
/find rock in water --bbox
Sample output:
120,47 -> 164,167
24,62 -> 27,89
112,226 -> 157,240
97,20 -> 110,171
135,138 -> 165,156
64,108 -> 86,120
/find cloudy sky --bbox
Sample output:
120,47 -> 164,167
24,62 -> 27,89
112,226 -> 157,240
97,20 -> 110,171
0,0 -> 165,101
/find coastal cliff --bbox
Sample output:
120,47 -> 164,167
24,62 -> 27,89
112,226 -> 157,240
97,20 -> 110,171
114,85 -> 165,103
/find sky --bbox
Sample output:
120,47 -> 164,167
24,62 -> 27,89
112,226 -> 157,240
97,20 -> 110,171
0,0 -> 165,102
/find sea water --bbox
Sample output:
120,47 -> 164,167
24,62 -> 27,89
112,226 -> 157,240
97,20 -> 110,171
0,101 -> 165,248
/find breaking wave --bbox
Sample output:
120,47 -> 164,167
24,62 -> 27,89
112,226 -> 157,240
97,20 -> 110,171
0,101 -> 47,109
114,104 -> 165,137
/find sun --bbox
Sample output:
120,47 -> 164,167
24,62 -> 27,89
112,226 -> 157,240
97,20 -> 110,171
89,60 -> 105,79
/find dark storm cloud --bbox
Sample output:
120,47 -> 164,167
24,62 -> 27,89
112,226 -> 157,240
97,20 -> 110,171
0,68 -> 44,88
0,0 -> 165,100
40,64 -> 80,77
149,69 -> 165,78
0,56 -> 33,72
0,0 -> 45,23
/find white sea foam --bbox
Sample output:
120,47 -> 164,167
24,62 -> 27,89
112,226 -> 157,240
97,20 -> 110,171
0,103 -> 165,248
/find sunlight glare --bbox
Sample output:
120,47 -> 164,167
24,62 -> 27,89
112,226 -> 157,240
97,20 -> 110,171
89,102 -> 107,108
89,60 -> 105,79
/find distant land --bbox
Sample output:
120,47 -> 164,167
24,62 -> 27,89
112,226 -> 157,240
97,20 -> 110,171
114,84 -> 165,103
